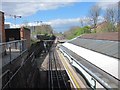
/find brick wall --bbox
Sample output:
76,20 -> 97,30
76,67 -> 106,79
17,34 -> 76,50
20,27 -> 30,48
5,27 -> 30,48
0,11 -> 5,43
80,32 -> 119,41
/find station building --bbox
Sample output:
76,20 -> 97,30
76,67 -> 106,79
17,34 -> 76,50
5,27 -> 31,48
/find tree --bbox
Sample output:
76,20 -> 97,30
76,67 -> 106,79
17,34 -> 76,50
63,26 -> 91,39
83,26 -> 91,33
104,7 -> 117,31
89,5 -> 101,32
80,19 -> 84,27
117,1 -> 120,32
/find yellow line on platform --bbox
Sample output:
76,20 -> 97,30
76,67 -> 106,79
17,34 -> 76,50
57,50 -> 81,90
65,62 -> 81,90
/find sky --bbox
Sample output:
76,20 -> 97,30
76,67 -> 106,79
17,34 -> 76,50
1,0 -> 119,32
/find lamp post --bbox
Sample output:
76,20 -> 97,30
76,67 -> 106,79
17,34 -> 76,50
13,15 -> 22,27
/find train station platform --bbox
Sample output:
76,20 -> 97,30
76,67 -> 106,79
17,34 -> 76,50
2,49 -> 20,66
59,36 -> 120,89
1,37 -> 119,89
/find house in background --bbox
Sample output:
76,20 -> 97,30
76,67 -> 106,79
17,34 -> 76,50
91,21 -> 118,33
90,21 -> 108,33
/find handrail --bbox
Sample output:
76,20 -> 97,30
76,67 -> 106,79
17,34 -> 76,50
0,39 -> 26,46
0,70 -> 10,79
60,45 -> 120,81
59,46 -> 117,90
2,52 -> 34,90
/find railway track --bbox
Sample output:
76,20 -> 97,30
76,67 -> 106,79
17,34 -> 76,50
48,45 -> 70,90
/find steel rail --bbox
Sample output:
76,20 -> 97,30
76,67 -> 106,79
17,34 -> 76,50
49,44 -> 69,90
53,49 -> 68,89
48,51 -> 52,90
52,49 -> 61,89
49,50 -> 54,90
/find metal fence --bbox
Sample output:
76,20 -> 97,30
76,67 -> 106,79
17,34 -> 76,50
0,37 -> 55,89
1,39 -> 55,89
1,52 -> 38,89
0,39 -> 27,66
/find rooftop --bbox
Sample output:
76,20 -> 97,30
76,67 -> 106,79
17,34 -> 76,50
5,27 -> 30,31
68,33 -> 119,59
80,32 -> 120,41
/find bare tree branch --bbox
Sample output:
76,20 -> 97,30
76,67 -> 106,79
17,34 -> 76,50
89,5 -> 101,28
104,6 -> 117,31
118,1 -> 120,32
105,8 -> 117,24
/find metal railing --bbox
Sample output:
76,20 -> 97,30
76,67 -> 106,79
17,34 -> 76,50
0,39 -> 27,66
1,39 -> 55,89
59,46 -> 120,90
1,40 -> 54,89
2,52 -> 35,89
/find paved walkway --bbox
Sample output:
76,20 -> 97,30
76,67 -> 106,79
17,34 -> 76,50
2,49 -> 20,66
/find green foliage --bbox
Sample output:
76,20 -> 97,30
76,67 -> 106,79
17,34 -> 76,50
83,26 -> 91,33
64,26 -> 91,39
30,25 -> 53,37
30,39 -> 37,45
100,22 -> 117,32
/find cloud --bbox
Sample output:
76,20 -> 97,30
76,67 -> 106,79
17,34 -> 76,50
41,16 -> 104,32
2,0 -> 119,17
49,18 -> 80,26
48,18 -> 83,32
5,22 -> 11,24
98,16 -> 105,22
97,0 -> 119,10
7,16 -> 105,32
33,17 -> 104,32
7,18 -> 82,32
2,0 -> 119,2
2,0 -> 79,2
5,18 -> 82,31
2,2 -> 75,17
3,1 -> 108,32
